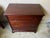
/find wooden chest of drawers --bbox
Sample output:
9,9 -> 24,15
4,4 -> 44,33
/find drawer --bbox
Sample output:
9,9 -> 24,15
9,20 -> 38,27
9,20 -> 38,29
11,27 -> 37,32
12,24 -> 37,32
7,15 -> 33,20
12,28 -> 37,32
7,15 -> 42,20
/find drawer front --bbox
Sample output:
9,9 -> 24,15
9,20 -> 37,28
7,15 -> 35,20
7,15 -> 42,20
7,15 -> 43,32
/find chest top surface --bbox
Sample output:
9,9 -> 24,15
4,4 -> 44,15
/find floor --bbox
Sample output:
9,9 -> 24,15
0,15 -> 50,38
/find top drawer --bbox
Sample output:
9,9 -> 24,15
7,15 -> 42,20
7,15 -> 34,20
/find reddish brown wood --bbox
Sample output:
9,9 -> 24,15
7,15 -> 42,32
4,4 -> 44,33
4,4 -> 44,15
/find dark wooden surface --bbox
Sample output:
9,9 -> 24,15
7,15 -> 43,32
4,4 -> 44,33
4,4 -> 44,15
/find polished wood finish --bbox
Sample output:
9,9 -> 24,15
4,4 -> 44,33
4,4 -> 44,15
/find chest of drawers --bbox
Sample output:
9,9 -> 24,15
4,4 -> 44,33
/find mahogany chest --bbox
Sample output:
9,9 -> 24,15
4,4 -> 44,33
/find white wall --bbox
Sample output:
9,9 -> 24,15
37,0 -> 50,32
40,0 -> 50,15
0,0 -> 40,10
